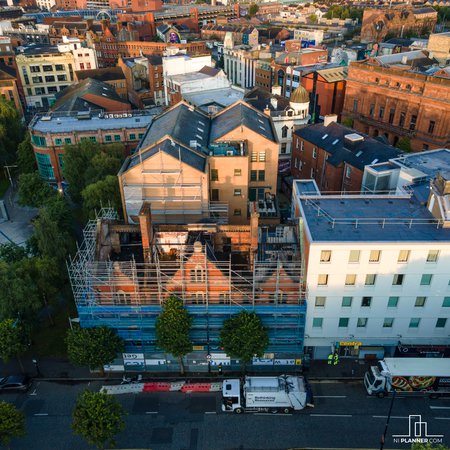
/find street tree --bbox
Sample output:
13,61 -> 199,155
396,137 -> 412,153
17,172 -> 56,208
220,311 -> 269,370
66,327 -> 124,375
17,134 -> 36,174
72,390 -> 125,450
81,175 -> 122,219
0,243 -> 28,263
155,296 -> 192,374
0,401 -> 26,449
0,97 -> 23,165
0,319 -> 29,373
248,3 -> 259,16
412,445 -> 450,450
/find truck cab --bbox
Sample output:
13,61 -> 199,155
222,379 -> 243,413
364,364 -> 388,397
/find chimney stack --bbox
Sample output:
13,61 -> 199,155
323,114 -> 338,127
249,205 -> 259,269
138,202 -> 153,262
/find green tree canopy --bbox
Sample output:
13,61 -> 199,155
248,3 -> 259,16
155,296 -> 192,374
412,444 -> 450,450
66,327 -> 124,374
396,137 -> 412,153
81,175 -> 122,219
0,401 -> 26,448
0,319 -> 29,372
220,311 -> 269,367
72,390 -> 125,450
309,14 -> 318,22
0,243 -> 28,263
0,98 -> 23,165
17,172 -> 56,208
17,134 -> 37,174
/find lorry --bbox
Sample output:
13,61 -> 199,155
222,375 -> 313,414
364,357 -> 450,398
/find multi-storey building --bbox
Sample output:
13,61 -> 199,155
292,116 -> 401,193
0,63 -> 23,115
118,100 -> 279,225
75,67 -> 127,99
292,151 -> 450,359
343,51 -> 450,152
29,110 -> 153,183
427,32 -> 450,64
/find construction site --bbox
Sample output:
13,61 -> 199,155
68,204 -> 307,371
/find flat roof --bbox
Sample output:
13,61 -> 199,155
183,87 -> 244,108
383,358 -> 450,377
392,149 -> 450,180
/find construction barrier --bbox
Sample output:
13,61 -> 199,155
101,384 -> 145,395
101,381 -> 223,395
142,382 -> 172,392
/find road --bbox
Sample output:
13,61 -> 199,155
2,379 -> 449,449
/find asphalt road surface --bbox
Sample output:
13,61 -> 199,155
2,379 -> 449,449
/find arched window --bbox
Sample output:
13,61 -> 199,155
281,125 -> 288,138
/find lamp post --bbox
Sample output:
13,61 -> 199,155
380,389 -> 396,450
32,358 -> 41,377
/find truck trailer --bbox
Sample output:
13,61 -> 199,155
222,375 -> 313,414
364,357 -> 450,398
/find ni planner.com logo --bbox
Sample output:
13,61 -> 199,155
393,415 -> 444,444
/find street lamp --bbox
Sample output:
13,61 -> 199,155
32,358 -> 41,377
380,389 -> 396,450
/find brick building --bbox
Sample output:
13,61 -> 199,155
360,7 -> 437,43
0,64 -> 23,116
291,116 -> 401,193
75,67 -> 127,99
342,50 -> 450,152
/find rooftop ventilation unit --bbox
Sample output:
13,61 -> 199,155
77,111 -> 91,120
41,115 -> 52,121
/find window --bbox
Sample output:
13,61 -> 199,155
379,106 -> 385,119
365,274 -> 376,286
47,86 -> 57,93
345,274 -> 356,286
36,153 -> 54,180
300,140 -> 304,152
35,87 -> 45,95
234,169 -> 241,176
105,135 -> 112,142
58,154 -> 64,170
392,274 -> 404,286
398,250 -> 410,263
409,115 -> 417,131
345,166 -> 351,179
443,297 -> 450,307
31,135 -> 46,147
211,169 -> 218,181
32,76 -> 43,83
342,296 -> 352,307
409,318 -> 420,328
369,103 -> 375,117
294,158 -> 298,169
369,250 -> 381,262
357,318 -> 368,328
398,111 -> 406,127
281,143 -> 287,154
233,209 -> 242,216
353,99 -> 358,112
383,318 -> 394,328
436,318 -> 447,328
191,265 -> 204,283
415,296 -> 427,307
427,250 -> 439,262
57,74 -> 67,82
258,170 -> 265,181
361,296 -> 372,307
30,65 -> 40,73
55,138 -> 62,145
64,138 -> 72,145
250,170 -> 257,181
312,147 -> 317,159
89,136 -> 96,143
420,274 -> 433,286
312,318 -> 323,328
251,151 -> 257,162
320,250 -> 331,262
388,108 -> 395,124
349,250 -> 360,263
310,168 -> 315,178
427,120 -> 436,134
129,133 -> 136,140
315,296 -> 326,307
281,125 -> 288,138
211,189 -> 219,201
388,296 -> 399,308
55,64 -> 64,71
339,318 -> 349,328
79,63 -> 85,70
42,65 -> 53,72
259,151 -> 266,162
423,144 -> 429,151
234,189 -> 241,196
317,274 -> 328,286
45,75 -> 55,82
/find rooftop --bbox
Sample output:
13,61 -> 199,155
75,67 -> 125,82
17,44 -> 60,55
183,87 -> 244,110
390,149 -> 450,180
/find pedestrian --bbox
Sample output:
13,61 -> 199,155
333,351 -> 339,366
327,353 -> 333,365
218,363 -> 223,375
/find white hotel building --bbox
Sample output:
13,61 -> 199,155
292,149 -> 450,360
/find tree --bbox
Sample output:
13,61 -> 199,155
0,401 -> 26,449
248,3 -> 259,16
220,311 -> 269,371
396,137 -> 412,153
309,14 -> 318,22
17,172 -> 56,208
412,445 -> 450,450
81,175 -> 122,219
72,390 -> 125,450
0,319 -> 29,373
17,134 -> 37,174
0,243 -> 28,263
66,327 -> 124,375
155,296 -> 192,374
341,117 -> 354,128
0,98 -> 23,165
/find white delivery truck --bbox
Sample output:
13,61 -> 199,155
222,375 -> 313,414
364,357 -> 450,398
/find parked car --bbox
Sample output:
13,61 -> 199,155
0,375 -> 31,393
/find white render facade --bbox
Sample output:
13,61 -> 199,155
223,45 -> 259,89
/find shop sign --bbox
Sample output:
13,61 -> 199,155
339,341 -> 362,347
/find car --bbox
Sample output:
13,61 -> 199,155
0,375 -> 31,393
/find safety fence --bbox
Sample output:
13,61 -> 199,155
101,381 -> 222,395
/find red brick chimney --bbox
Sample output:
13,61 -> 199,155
139,202 -> 153,262
249,205 -> 259,269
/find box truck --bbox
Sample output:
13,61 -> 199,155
222,375 -> 313,414
364,357 -> 450,398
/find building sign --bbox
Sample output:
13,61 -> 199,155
123,353 -> 144,361
339,341 -> 362,347
168,31 -> 181,44
274,359 -> 296,366
252,358 -> 273,365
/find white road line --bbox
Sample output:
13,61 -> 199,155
310,414 -> 352,418
29,389 -> 37,396
430,406 -> 450,410
435,417 -> 450,420
145,411 -> 158,415
372,415 -> 409,419
314,395 -> 347,398
204,411 -> 217,414
34,413 -> 48,416
254,413 -> 292,416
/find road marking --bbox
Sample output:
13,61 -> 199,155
372,415 -> 409,419
145,412 -> 158,415
34,413 -> 48,416
310,414 -> 352,418
314,395 -> 347,398
430,406 -> 450,410
204,411 -> 216,414
254,413 -> 293,416
435,417 -> 450,420
29,389 -> 37,396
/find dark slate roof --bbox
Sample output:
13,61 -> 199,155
211,102 -> 276,142
295,122 -> 402,171
145,54 -> 162,65
138,103 -> 210,153
75,67 -> 125,82
123,138 -> 206,173
384,37 -> 414,46
52,78 -> 129,112
0,63 -> 16,80
244,87 -> 290,112
199,66 -> 220,76
18,44 -> 59,55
